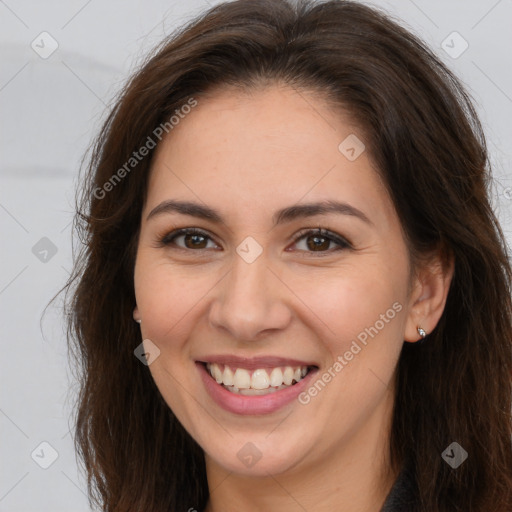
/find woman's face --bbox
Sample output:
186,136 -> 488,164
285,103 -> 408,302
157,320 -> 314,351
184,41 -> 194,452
133,85 -> 416,477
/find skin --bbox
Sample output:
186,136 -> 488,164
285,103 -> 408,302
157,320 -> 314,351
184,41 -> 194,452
133,84 -> 453,512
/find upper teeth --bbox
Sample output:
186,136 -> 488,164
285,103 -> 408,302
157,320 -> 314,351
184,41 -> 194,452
206,363 -> 308,390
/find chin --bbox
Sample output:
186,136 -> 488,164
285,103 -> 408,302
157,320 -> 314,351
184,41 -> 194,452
202,430 -> 313,478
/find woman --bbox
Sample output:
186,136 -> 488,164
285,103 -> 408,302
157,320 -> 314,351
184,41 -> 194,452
63,0 -> 512,510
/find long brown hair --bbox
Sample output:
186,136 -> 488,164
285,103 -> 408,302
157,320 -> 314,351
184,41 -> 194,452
61,0 -> 512,510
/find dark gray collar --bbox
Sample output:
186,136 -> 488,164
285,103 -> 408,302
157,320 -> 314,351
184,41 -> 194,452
379,461 -> 418,512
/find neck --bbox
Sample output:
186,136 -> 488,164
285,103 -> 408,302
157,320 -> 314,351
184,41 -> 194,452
204,386 -> 399,512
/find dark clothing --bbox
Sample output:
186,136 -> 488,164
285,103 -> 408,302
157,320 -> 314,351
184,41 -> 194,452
379,461 -> 419,512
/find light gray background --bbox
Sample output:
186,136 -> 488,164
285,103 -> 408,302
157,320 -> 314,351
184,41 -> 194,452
1,0 -> 511,510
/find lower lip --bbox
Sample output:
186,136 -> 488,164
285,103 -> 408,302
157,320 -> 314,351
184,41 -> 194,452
197,362 -> 318,415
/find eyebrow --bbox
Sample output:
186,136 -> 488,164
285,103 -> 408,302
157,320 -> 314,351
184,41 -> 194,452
146,199 -> 373,226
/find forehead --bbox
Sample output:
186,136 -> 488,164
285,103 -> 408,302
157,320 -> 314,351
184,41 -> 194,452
144,85 -> 394,229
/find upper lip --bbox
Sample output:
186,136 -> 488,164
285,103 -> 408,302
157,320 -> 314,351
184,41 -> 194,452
196,355 -> 318,370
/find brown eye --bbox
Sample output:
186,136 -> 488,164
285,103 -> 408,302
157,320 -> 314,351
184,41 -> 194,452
161,228 -> 218,250
182,232 -> 208,249
305,234 -> 331,251
291,228 -> 351,255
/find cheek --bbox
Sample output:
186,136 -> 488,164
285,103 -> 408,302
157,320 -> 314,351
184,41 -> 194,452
292,262 -> 407,353
133,257 -> 209,421
134,256 -> 218,343
296,268 -> 406,422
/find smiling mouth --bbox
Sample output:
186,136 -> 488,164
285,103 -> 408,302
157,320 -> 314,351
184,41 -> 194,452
203,362 -> 315,396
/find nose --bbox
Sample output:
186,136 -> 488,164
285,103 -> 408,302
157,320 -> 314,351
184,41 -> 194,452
208,251 -> 292,343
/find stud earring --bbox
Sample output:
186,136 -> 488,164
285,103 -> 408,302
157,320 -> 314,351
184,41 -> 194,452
135,318 -> 141,324
417,326 -> 427,339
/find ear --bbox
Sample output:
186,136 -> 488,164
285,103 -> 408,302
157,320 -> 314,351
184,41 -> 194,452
133,305 -> 141,323
404,251 -> 454,343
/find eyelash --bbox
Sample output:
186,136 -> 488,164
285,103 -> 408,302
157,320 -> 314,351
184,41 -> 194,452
158,227 -> 352,256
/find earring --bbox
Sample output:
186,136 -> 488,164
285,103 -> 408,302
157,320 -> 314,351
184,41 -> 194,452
135,318 -> 141,324
417,326 -> 427,339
